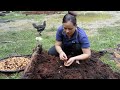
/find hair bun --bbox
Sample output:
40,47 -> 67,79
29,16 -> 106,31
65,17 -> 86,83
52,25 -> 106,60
68,11 -> 77,17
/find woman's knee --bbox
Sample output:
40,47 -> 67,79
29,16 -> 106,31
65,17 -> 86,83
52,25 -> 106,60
48,46 -> 59,56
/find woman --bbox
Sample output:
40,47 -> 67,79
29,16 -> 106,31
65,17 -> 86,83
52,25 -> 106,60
48,11 -> 91,66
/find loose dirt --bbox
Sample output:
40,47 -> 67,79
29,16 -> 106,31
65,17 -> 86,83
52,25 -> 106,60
22,46 -> 120,79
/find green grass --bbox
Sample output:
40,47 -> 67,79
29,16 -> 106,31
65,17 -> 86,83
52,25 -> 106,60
0,11 -> 45,21
0,30 -> 36,59
88,26 -> 120,73
45,12 -> 112,29
0,72 -> 22,79
0,28 -> 57,59
100,53 -> 120,72
89,26 -> 120,51
77,13 -> 112,23
0,29 -> 56,79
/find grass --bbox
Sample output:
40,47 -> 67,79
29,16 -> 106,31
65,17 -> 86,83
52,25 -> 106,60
0,11 -> 120,79
45,12 -> 112,30
0,72 -> 22,79
77,12 -> 112,23
88,26 -> 120,73
100,53 -> 120,72
0,30 -> 36,59
89,26 -> 120,51
0,29 -> 57,59
0,11 -> 45,21
46,12 -> 112,24
0,28 -> 56,79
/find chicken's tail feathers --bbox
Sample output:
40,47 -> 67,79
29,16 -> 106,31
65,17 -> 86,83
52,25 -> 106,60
32,23 -> 37,28
43,21 -> 46,26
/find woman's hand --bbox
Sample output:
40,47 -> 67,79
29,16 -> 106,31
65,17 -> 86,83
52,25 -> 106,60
64,57 -> 76,66
59,51 -> 68,61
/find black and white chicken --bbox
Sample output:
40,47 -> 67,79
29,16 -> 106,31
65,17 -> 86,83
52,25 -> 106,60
32,21 -> 46,36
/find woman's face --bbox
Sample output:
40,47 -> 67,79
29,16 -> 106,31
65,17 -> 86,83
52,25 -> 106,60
63,21 -> 76,37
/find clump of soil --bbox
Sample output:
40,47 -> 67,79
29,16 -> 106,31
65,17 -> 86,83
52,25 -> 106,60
22,45 -> 120,79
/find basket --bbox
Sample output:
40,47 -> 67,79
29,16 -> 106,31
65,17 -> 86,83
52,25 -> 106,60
0,55 -> 31,73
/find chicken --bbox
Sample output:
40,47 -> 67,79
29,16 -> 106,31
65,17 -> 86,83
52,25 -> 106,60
32,21 -> 46,36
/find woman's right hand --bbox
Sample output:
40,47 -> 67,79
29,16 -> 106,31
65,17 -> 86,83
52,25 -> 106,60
59,51 -> 68,61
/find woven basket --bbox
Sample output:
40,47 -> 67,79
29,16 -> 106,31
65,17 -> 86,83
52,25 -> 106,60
0,55 -> 31,73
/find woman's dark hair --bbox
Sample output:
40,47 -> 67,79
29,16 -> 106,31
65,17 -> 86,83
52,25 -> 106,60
62,11 -> 77,26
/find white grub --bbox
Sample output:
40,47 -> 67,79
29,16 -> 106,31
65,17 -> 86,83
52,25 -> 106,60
35,37 -> 43,41
60,65 -> 63,68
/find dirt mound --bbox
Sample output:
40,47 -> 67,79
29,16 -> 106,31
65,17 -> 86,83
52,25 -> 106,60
22,46 -> 120,79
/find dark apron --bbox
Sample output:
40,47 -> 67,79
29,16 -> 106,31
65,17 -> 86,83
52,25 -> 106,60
62,42 -> 83,57
62,31 -> 83,57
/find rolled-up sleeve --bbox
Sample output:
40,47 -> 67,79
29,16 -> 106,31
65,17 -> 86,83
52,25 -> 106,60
80,36 -> 90,48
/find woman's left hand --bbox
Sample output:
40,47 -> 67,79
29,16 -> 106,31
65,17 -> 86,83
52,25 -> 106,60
64,57 -> 76,66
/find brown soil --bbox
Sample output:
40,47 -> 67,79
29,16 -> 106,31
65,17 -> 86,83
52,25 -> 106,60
22,45 -> 120,79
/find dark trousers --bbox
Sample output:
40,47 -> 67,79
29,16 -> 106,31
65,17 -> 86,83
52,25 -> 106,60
48,44 -> 83,57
